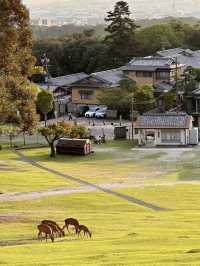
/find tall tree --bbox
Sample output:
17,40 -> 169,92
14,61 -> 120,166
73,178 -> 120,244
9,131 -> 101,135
104,1 -> 138,67
0,0 -> 35,77
37,90 -> 54,126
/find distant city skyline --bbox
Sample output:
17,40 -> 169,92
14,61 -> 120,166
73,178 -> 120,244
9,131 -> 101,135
23,0 -> 200,25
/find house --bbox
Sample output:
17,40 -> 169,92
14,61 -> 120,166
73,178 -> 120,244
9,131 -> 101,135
122,57 -> 183,87
185,86 -> 200,132
157,48 -> 200,70
70,68 -> 123,109
38,73 -> 89,117
134,113 -> 197,146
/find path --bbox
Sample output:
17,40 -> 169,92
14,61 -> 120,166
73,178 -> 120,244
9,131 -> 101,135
1,180 -> 198,202
13,149 -> 169,211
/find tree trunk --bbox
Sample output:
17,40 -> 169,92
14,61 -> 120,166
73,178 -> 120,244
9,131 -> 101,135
50,142 -> 56,157
23,133 -> 26,146
44,113 -> 47,127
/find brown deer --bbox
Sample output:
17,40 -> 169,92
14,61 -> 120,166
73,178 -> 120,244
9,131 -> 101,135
37,224 -> 54,242
41,220 -> 65,237
77,225 -> 92,238
63,218 -> 79,234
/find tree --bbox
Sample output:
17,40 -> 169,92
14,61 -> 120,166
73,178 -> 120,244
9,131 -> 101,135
19,102 -> 39,145
70,125 -> 89,139
99,79 -> 155,118
104,1 -> 138,67
37,90 -> 54,126
133,85 -> 155,114
0,76 -> 38,125
0,0 -> 35,77
38,122 -> 72,157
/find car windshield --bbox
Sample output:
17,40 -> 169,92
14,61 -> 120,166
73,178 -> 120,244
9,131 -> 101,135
89,107 -> 99,111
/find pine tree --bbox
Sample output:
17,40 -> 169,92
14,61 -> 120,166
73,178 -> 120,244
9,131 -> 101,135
104,1 -> 138,67
0,0 -> 35,77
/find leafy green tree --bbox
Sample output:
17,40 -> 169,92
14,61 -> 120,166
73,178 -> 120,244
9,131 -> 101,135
0,76 -> 38,125
163,90 -> 176,111
70,125 -> 89,139
133,85 -> 155,114
104,1 -> 138,67
99,81 -> 155,118
37,90 -> 54,126
136,24 -> 183,56
19,103 -> 39,145
0,0 -> 35,77
38,122 -> 72,157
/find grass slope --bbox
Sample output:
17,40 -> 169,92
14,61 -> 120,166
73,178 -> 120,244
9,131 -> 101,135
1,142 -> 200,265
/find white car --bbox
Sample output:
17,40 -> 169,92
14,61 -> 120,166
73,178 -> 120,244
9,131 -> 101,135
85,107 -> 100,118
95,109 -> 107,119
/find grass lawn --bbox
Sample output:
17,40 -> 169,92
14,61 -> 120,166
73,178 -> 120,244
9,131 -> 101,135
0,149 -> 76,193
1,142 -> 200,265
1,187 -> 200,265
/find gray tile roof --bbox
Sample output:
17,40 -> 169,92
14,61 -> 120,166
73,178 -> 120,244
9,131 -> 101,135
154,81 -> 175,93
92,68 -> 123,86
48,73 -> 89,87
157,48 -> 200,69
122,57 -> 179,71
135,113 -> 192,129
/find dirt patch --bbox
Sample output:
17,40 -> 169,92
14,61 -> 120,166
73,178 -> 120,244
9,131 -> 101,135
0,238 -> 36,247
0,213 -> 30,224
187,249 -> 200,253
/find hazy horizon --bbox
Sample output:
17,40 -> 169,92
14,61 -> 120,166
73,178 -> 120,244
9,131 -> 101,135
23,0 -> 200,23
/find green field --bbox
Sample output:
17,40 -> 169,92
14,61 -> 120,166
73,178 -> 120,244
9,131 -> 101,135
1,141 -> 200,265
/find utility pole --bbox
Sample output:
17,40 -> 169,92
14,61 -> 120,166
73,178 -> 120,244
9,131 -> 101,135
175,56 -> 179,108
131,95 -> 135,141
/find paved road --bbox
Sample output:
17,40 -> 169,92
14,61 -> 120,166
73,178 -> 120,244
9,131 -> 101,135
13,149 -> 169,211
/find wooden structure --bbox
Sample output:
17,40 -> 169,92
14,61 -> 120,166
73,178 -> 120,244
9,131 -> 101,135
114,126 -> 127,139
134,113 -> 197,146
56,138 -> 92,155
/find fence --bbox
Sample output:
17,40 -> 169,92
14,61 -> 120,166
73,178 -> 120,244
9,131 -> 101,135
0,133 -> 47,147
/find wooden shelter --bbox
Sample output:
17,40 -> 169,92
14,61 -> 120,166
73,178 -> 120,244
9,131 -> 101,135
56,138 -> 92,155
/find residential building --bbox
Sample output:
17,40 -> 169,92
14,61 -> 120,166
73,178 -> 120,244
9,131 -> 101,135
70,68 -> 123,108
122,57 -> 183,86
38,73 -> 88,117
135,113 -> 197,146
157,48 -> 200,70
185,86 -> 200,131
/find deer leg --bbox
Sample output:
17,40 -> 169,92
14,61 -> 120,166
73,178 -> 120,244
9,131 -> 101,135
67,225 -> 70,234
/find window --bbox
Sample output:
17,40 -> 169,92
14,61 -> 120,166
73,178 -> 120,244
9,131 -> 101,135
161,129 -> 181,143
79,90 -> 93,100
156,71 -> 170,80
136,71 -> 152,78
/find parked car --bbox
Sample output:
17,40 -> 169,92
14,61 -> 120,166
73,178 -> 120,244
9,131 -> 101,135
95,108 -> 107,119
76,105 -> 89,117
85,107 -> 100,118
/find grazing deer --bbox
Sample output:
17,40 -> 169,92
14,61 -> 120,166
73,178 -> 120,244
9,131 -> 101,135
41,220 -> 65,237
77,225 -> 92,238
63,218 -> 79,234
37,224 -> 54,242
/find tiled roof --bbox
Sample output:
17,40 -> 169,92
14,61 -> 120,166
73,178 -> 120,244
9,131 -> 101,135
157,48 -> 185,57
135,113 -> 192,129
122,57 -> 178,71
49,73 -> 89,87
157,48 -> 200,69
154,81 -> 176,93
92,68 -> 123,86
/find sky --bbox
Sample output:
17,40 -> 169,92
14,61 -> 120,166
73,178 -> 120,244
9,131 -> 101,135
22,0 -> 200,20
